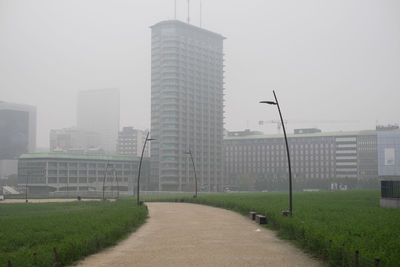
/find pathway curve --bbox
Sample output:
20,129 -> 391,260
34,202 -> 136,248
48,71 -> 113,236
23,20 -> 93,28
75,202 -> 321,267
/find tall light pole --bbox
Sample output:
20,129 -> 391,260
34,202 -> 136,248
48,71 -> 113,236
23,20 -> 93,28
185,150 -> 198,198
24,168 -> 45,203
260,90 -> 293,216
137,132 -> 155,205
113,167 -> 119,199
102,161 -> 110,201
25,171 -> 29,203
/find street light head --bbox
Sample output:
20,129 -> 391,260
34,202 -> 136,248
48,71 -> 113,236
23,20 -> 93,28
147,138 -> 156,141
260,101 -> 277,105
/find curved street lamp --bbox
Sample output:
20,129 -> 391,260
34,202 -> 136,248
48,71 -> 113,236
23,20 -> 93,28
25,171 -> 29,203
24,168 -> 45,203
185,149 -> 198,198
113,167 -> 119,199
137,132 -> 155,205
102,161 -> 111,201
260,90 -> 293,216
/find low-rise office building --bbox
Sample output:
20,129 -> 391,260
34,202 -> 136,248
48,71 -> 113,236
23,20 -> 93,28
17,153 -> 150,194
224,129 -> 380,190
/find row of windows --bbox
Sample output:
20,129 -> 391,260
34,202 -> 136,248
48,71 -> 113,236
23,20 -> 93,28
48,177 -> 129,184
226,159 -> 334,165
226,150 -> 334,156
49,170 -> 133,175
47,162 -> 134,169
226,143 -> 334,151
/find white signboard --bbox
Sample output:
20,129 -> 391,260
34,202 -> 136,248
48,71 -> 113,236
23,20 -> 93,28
384,148 -> 395,166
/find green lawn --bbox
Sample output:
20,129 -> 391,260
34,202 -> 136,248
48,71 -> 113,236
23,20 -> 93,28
0,199 -> 147,266
146,191 -> 400,267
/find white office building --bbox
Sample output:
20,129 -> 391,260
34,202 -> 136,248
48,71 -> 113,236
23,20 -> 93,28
150,20 -> 225,192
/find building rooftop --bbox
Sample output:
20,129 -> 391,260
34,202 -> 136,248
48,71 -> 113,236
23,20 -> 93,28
151,20 -> 225,40
19,153 -> 140,161
0,101 -> 36,111
224,130 -> 378,141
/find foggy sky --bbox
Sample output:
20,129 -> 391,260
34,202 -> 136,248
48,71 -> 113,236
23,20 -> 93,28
1,0 -> 399,148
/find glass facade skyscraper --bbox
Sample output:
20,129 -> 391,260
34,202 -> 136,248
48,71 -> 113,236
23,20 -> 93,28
0,101 -> 36,160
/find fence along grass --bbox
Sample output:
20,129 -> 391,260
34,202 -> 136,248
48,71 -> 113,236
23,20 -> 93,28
0,199 -> 147,266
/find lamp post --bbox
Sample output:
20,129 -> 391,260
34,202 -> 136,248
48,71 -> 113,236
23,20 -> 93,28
25,171 -> 29,203
137,132 -> 155,206
260,90 -> 293,216
185,149 -> 198,198
24,168 -> 45,203
113,167 -> 119,199
102,161 -> 110,201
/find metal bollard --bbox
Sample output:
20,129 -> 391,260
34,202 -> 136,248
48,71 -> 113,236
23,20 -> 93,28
282,210 -> 290,216
33,252 -> 37,265
95,236 -> 99,250
53,247 -> 59,267
249,211 -> 257,220
354,250 -> 359,267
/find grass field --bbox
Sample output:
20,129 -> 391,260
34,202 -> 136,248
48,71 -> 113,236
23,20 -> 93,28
145,191 -> 400,267
0,199 -> 147,266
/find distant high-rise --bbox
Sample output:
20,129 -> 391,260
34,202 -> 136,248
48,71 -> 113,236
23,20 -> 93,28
49,127 -> 102,153
77,89 -> 120,153
117,127 -> 149,157
150,20 -> 225,192
0,101 -> 36,159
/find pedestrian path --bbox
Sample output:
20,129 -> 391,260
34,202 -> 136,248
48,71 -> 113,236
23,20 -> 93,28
75,202 -> 321,267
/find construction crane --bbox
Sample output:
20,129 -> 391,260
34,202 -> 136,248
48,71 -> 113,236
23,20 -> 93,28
258,119 -> 359,133
259,120 -> 287,132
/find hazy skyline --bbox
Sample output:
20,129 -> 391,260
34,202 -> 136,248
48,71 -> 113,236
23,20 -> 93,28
1,0 -> 399,147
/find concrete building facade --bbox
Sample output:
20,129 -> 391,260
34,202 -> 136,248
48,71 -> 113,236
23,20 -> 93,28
17,153 -> 150,194
224,130 -> 379,190
377,130 -> 400,178
117,127 -> 149,157
49,127 -> 102,153
150,20 -> 225,192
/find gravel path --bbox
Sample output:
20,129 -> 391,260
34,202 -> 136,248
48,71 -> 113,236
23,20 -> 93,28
75,202 -> 321,267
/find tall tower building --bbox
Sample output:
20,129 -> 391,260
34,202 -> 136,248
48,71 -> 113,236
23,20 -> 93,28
77,88 -> 120,153
150,20 -> 225,192
0,101 -> 36,159
0,101 -> 36,179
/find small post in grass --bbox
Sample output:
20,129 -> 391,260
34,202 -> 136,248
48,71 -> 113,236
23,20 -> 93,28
95,236 -> 99,250
354,250 -> 359,267
375,259 -> 380,267
8,260 -> 11,267
53,247 -> 59,267
33,252 -> 37,265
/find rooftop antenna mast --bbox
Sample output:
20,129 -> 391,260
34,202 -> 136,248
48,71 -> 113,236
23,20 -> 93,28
200,0 -> 202,27
174,0 -> 177,19
187,0 -> 190,24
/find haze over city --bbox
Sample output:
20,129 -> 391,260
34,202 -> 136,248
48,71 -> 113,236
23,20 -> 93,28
2,2 -> 400,266
1,0 -> 399,148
